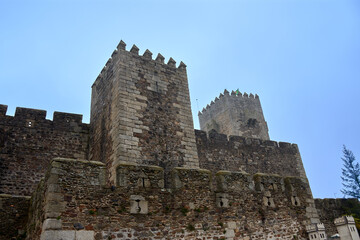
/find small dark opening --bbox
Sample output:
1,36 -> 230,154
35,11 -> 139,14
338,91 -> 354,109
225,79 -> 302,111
267,197 -> 271,206
293,196 -> 298,206
135,199 -> 141,213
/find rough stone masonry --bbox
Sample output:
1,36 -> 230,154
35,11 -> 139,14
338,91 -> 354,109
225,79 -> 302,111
0,40 -> 359,240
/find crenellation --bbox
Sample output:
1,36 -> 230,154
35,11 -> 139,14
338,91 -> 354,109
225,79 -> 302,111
167,57 -> 176,67
0,106 -> 90,197
279,142 -> 292,148
117,40 -> 126,50
178,61 -> 187,69
130,44 -> 139,54
199,88 -> 269,140
195,129 -> 307,179
142,49 -> 152,59
155,53 -> 164,63
111,48 -> 118,58
196,129 -> 299,151
105,57 -> 113,67
90,41 -> 199,187
14,107 -> 47,120
53,111 -> 83,124
0,104 -> 7,116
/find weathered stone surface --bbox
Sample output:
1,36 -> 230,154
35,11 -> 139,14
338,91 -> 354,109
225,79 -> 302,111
196,129 -> 307,178
89,44 -> 199,186
42,219 -> 62,231
0,41 -> 338,240
0,107 -> 89,196
40,230 -> 75,240
315,198 -> 360,236
0,194 -> 29,240
199,90 -> 269,140
26,158 -> 315,240
75,230 -> 94,240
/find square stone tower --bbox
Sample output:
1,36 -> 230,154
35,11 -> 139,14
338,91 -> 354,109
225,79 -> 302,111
198,89 -> 269,140
89,41 -> 199,185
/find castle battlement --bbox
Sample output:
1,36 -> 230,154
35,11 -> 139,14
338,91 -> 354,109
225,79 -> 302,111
195,128 -> 297,149
198,89 -> 269,140
0,105 -> 87,130
195,129 -> 307,180
0,105 -> 89,197
92,40 -> 187,89
334,216 -> 356,226
306,223 -> 325,233
198,89 -> 260,116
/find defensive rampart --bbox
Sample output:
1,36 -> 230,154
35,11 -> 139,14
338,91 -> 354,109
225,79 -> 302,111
196,129 -> 307,179
27,158 -> 317,240
0,105 -> 89,196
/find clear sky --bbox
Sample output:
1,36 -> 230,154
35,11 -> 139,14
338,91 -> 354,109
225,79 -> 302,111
1,0 -> 359,199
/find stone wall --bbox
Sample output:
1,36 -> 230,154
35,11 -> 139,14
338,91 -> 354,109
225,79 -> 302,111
90,41 -> 199,185
0,194 -> 30,240
198,90 -> 269,140
0,105 -> 89,196
27,158 -> 318,240
315,198 -> 360,236
196,129 -> 307,179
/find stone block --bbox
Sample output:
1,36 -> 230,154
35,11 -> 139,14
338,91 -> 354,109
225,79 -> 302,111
216,193 -> 229,208
40,230 -> 75,240
227,221 -> 237,229
76,230 -> 95,240
42,218 -> 62,231
225,229 -> 235,238
130,195 -> 148,214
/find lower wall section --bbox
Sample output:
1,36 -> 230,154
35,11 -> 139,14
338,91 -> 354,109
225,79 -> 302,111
0,194 -> 30,240
27,158 -> 318,240
315,198 -> 360,237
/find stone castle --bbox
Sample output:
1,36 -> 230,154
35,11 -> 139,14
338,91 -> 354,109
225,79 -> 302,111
0,40 -> 359,240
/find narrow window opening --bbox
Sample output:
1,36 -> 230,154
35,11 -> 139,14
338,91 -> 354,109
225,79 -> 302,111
135,199 -> 141,213
219,196 -> 224,207
267,197 -> 271,206
142,178 -> 145,187
294,196 -> 298,206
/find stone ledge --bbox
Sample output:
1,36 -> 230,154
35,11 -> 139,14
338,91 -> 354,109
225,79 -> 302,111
51,158 -> 105,166
0,194 -> 31,199
40,230 -> 94,240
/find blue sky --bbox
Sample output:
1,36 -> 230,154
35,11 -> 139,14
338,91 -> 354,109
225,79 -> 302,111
1,0 -> 359,198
